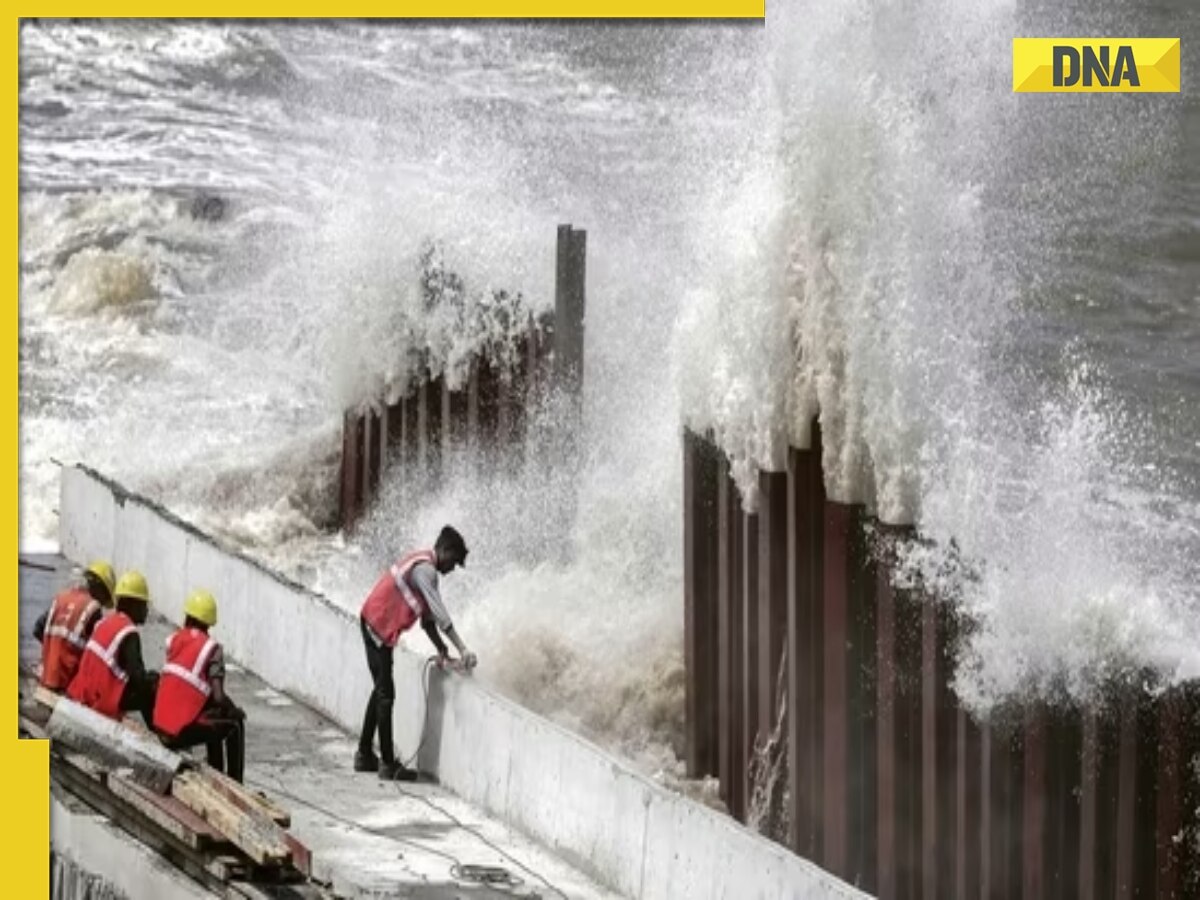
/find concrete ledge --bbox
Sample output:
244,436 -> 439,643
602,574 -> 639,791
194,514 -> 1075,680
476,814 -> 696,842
60,465 -> 868,900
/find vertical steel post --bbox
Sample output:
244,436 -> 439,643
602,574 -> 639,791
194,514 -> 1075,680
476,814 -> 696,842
822,500 -> 850,877
683,430 -> 720,779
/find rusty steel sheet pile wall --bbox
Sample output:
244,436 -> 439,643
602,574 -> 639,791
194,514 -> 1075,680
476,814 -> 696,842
339,225 -> 583,529
683,421 -> 1200,900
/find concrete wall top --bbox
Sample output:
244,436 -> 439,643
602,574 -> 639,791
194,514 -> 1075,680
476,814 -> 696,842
58,465 -> 868,900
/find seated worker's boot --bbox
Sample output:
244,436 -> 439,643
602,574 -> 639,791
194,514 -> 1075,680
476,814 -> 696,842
354,750 -> 380,773
378,760 -> 418,782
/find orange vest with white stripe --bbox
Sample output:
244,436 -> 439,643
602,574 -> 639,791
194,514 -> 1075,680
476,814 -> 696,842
40,587 -> 102,691
152,627 -> 219,737
65,611 -> 138,719
360,550 -> 436,648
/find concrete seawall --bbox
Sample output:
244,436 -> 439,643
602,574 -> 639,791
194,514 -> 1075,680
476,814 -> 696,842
60,464 -> 868,900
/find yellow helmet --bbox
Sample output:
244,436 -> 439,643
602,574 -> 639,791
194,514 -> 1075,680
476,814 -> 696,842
184,590 -> 218,627
113,570 -> 150,604
84,560 -> 116,597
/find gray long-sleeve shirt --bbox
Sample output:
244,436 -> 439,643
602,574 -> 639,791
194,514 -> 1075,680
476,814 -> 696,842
403,561 -> 453,633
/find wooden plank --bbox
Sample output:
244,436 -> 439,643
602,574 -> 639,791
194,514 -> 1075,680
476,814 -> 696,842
207,854 -> 250,881
200,763 -> 291,827
50,773 -> 232,895
172,771 -> 291,866
108,772 -> 225,850
282,832 -> 313,879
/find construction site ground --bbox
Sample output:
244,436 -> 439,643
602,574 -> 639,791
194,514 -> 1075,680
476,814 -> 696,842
21,553 -> 619,900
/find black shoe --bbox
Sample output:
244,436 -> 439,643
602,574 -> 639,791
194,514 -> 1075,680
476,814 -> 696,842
354,750 -> 380,773
378,760 -> 418,782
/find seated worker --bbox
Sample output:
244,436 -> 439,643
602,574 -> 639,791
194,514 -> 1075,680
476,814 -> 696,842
66,570 -> 158,726
153,590 -> 246,782
34,560 -> 115,691
357,525 -> 476,781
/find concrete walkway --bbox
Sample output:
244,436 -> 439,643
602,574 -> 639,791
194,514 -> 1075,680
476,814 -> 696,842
21,554 -> 620,900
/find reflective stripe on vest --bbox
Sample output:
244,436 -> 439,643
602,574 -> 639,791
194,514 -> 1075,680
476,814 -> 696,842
162,636 -> 217,698
66,611 -> 138,720
391,562 -> 425,618
154,628 -> 221,736
83,624 -> 137,684
41,591 -> 101,691
45,598 -> 100,649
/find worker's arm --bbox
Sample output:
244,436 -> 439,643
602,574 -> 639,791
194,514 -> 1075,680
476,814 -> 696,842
410,563 -> 474,666
420,615 -> 449,658
81,607 -> 103,642
33,610 -> 48,644
117,632 -> 150,687
205,644 -> 243,718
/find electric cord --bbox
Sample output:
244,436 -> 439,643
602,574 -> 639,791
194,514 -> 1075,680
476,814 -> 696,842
247,656 -> 570,900
395,655 -> 570,898
246,772 -> 541,898
399,655 -> 438,769
393,782 -> 569,900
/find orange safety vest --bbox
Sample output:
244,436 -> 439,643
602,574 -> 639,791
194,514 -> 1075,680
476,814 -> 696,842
360,549 -> 437,648
40,587 -> 102,691
153,626 -> 219,737
66,611 -> 139,720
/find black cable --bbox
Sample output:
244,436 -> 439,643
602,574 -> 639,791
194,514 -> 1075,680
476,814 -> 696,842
251,659 -> 572,899
247,772 -> 551,899
399,656 -> 438,769
393,783 -> 569,900
393,657 -> 570,899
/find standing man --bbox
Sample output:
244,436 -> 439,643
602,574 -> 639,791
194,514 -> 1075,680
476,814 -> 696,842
357,525 -> 477,781
66,570 -> 159,726
153,590 -> 246,782
35,560 -> 115,691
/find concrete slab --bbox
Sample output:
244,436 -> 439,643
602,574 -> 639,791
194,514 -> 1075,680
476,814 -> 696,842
21,554 -> 619,900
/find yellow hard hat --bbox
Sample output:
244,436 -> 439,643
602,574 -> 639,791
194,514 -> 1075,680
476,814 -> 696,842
84,560 -> 116,596
184,589 -> 218,627
113,570 -> 150,604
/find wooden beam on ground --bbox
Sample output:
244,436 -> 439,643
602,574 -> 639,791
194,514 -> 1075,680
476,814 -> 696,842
108,772 -> 227,851
172,771 -> 292,867
199,763 -> 291,827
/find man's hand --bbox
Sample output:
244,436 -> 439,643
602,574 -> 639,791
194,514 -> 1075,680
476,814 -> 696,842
462,650 -> 478,671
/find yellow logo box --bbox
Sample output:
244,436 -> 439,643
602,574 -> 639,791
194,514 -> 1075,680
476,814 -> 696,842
1013,38 -> 1180,93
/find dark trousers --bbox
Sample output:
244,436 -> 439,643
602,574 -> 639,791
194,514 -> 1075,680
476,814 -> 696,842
358,616 -> 396,764
120,673 -> 158,729
168,712 -> 246,782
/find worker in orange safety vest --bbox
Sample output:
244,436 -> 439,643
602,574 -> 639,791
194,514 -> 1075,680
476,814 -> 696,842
35,560 -> 116,691
153,590 -> 246,782
357,525 -> 476,781
66,570 -> 159,725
